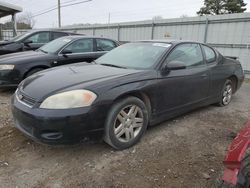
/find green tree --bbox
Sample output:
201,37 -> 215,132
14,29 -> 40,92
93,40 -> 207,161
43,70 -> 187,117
197,0 -> 247,15
197,0 -> 226,15
224,0 -> 247,13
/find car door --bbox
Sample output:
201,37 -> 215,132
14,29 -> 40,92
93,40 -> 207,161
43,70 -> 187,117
23,31 -> 50,50
57,38 -> 97,66
201,44 -> 225,99
156,43 -> 210,114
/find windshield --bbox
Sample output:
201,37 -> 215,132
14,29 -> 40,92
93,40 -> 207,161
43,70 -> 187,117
39,37 -> 72,54
95,42 -> 171,69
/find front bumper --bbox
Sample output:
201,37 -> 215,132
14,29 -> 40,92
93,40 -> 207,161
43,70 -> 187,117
0,69 -> 21,88
11,95 -> 107,144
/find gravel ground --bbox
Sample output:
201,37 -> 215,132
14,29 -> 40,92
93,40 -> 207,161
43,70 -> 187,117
0,81 -> 250,188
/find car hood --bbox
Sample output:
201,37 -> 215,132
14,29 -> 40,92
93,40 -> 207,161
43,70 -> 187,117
0,50 -> 52,64
20,63 -> 147,101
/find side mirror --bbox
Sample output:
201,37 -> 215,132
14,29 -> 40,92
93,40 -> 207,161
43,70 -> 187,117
61,49 -> 72,57
166,61 -> 186,70
23,40 -> 33,46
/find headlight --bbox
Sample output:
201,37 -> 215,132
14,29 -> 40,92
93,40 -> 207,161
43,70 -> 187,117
0,64 -> 15,70
40,90 -> 97,109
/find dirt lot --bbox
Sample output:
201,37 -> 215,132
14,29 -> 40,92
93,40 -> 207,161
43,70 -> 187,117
0,81 -> 250,188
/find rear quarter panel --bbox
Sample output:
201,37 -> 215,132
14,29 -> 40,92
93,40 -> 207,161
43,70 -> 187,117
208,55 -> 244,100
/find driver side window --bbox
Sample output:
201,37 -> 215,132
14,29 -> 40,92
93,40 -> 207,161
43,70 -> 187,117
63,39 -> 93,53
25,32 -> 50,44
167,43 -> 204,68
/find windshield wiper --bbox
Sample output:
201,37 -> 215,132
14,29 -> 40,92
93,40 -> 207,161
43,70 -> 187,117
100,63 -> 127,69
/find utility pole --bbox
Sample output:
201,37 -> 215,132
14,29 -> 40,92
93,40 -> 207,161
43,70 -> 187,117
58,0 -> 61,28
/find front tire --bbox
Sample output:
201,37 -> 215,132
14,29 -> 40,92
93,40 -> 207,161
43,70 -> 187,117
104,96 -> 149,150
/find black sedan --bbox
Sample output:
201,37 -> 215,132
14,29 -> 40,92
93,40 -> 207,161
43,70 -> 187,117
11,41 -> 245,150
0,30 -> 78,55
0,36 -> 119,87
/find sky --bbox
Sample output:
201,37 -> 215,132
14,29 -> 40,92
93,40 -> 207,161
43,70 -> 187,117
0,0 -> 250,28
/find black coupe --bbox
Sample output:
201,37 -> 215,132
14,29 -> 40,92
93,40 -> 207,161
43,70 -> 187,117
0,30 -> 78,55
0,36 -> 119,87
11,41 -> 245,150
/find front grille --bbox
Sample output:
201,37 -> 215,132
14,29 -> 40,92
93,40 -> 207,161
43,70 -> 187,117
16,90 -> 36,107
21,94 -> 36,106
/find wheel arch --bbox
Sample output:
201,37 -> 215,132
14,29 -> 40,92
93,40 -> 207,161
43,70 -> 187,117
113,91 -> 152,119
23,65 -> 50,79
227,75 -> 238,93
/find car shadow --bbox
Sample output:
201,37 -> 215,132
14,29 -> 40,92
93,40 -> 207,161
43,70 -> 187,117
8,93 -> 242,153
26,104 -> 216,153
147,104 -> 215,131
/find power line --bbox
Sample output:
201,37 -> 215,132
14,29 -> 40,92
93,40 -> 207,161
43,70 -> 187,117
31,7 -> 58,18
61,0 -> 92,8
33,0 -> 83,15
62,0 -> 80,4
31,0 -> 92,18
59,0 -> 92,27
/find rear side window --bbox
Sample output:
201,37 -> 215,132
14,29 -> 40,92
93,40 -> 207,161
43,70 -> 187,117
96,39 -> 116,51
167,43 -> 204,67
64,39 -> 93,53
202,45 -> 216,63
52,32 -> 68,40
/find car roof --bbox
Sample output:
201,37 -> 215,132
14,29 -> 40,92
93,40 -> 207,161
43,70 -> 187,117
139,40 -> 205,45
61,35 -> 118,41
26,29 -> 80,35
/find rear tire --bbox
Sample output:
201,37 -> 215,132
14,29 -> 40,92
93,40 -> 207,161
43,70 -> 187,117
217,79 -> 234,107
103,96 -> 148,150
25,68 -> 45,78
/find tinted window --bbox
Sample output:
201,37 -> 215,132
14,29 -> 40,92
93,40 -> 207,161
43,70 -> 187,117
202,45 -> 216,63
96,42 -> 171,69
96,39 -> 116,51
167,43 -> 204,67
52,32 -> 68,40
64,39 -> 93,53
25,32 -> 50,43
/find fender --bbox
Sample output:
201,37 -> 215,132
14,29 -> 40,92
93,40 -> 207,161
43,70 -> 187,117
222,121 -> 250,185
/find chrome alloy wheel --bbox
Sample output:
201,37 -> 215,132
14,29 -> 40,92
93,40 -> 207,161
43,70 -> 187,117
114,105 -> 144,142
222,84 -> 233,105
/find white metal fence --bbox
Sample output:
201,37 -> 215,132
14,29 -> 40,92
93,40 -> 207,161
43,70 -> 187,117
0,29 -> 27,40
1,12 -> 250,72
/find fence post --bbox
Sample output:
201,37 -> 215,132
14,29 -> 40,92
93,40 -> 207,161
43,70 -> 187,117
203,17 -> 209,43
117,24 -> 120,41
151,22 -> 155,40
12,14 -> 17,37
